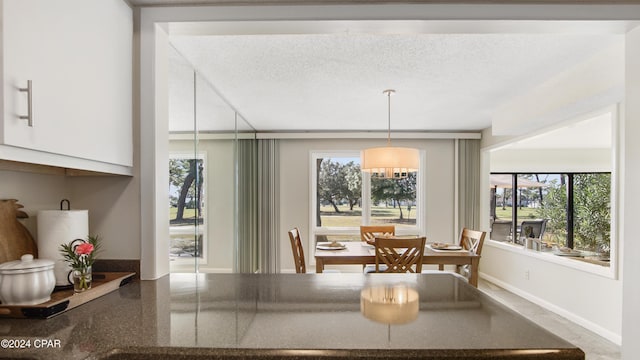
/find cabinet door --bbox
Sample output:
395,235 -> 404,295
1,0 -> 132,167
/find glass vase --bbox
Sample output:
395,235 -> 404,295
73,266 -> 92,293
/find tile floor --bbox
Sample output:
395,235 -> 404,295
478,278 -> 620,360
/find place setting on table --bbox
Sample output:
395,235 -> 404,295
427,242 -> 465,252
315,239 -> 347,251
314,237 -> 470,254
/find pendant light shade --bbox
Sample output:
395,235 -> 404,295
361,146 -> 419,179
361,89 -> 419,179
360,285 -> 420,325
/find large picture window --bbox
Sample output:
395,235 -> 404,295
311,151 -> 421,247
490,172 -> 611,264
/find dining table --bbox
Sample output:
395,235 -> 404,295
314,241 -> 481,287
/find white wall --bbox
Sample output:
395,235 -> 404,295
490,148 -> 611,173
279,138 -> 456,272
481,244 -> 622,342
66,176 -> 140,260
621,25 -> 640,360
0,170 -> 140,260
0,170 -> 67,237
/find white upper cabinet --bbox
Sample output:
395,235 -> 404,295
1,0 -> 132,175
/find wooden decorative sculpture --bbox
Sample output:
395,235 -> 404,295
0,199 -> 38,263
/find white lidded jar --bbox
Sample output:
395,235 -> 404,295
0,254 -> 55,305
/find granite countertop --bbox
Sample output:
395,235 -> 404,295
0,272 -> 584,359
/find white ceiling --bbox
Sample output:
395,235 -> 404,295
167,20 -> 630,134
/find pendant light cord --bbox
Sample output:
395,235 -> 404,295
384,89 -> 395,146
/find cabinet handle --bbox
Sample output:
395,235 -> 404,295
18,80 -> 33,127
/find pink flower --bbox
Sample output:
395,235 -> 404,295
75,243 -> 94,256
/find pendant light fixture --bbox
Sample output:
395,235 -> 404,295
361,89 -> 419,179
360,285 -> 419,325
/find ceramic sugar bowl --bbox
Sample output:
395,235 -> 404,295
0,254 -> 55,305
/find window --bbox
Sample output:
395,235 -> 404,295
490,172 -> 611,264
315,155 -> 363,229
370,174 -> 417,229
311,151 -> 422,248
169,154 -> 206,264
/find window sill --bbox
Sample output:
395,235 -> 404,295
485,239 -> 616,279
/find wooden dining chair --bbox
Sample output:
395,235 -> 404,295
360,225 -> 395,243
288,227 -> 306,273
373,236 -> 426,273
459,228 -> 487,256
456,228 -> 487,278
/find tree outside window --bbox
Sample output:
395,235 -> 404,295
315,155 -> 418,232
370,174 -> 417,227
316,157 -> 362,227
536,173 -> 611,254
169,156 -> 205,259
492,172 -> 611,258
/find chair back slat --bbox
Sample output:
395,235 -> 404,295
374,237 -> 426,273
360,225 -> 395,243
456,228 -> 487,280
459,228 -> 487,255
288,227 -> 306,273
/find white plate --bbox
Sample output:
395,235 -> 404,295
429,244 -> 463,251
316,242 -> 346,250
436,245 -> 463,251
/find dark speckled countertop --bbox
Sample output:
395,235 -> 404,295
0,272 -> 584,359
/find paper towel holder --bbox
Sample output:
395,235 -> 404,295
60,199 -> 71,211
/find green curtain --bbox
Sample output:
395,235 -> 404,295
258,139 -> 280,273
235,138 -> 280,273
458,139 -> 481,230
236,139 -> 258,273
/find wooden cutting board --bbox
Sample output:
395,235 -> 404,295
0,199 -> 38,264
0,272 -> 135,318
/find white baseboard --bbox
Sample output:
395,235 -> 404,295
480,272 -> 621,346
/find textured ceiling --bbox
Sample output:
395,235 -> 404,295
167,21 -> 626,132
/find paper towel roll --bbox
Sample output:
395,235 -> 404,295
37,210 -> 89,286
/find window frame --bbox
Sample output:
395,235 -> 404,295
169,151 -> 208,267
491,172 -> 612,251
489,171 -> 616,278
309,150 -> 425,262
